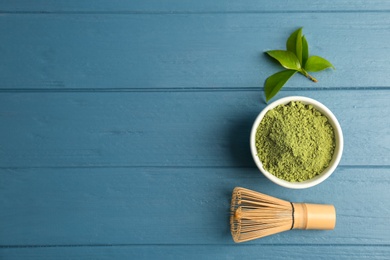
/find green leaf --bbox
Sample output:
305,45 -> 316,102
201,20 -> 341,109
302,35 -> 309,66
286,28 -> 303,60
304,55 -> 335,72
295,28 -> 303,65
265,50 -> 301,70
264,70 -> 297,102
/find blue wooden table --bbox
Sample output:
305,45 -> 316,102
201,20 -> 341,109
1,1 -> 390,259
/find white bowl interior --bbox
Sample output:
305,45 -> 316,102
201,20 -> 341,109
250,96 -> 343,189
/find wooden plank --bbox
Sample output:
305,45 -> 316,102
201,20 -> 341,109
0,166 -> 389,246
1,0 -> 389,12
1,245 -> 390,260
0,90 -> 389,167
0,13 -> 389,89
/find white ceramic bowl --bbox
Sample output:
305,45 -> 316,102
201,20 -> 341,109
250,96 -> 343,189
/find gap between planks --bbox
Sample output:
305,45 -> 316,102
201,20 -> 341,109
0,86 -> 390,93
0,165 -> 389,170
1,243 -> 390,249
1,10 -> 390,15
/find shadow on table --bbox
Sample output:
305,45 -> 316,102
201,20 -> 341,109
227,106 -> 266,169
228,117 -> 255,168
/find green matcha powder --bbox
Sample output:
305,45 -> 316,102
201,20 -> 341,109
256,101 -> 336,182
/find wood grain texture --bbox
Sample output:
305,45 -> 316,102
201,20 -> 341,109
1,167 -> 389,246
0,90 -> 389,168
1,1 -> 390,259
0,13 -> 389,89
1,245 -> 390,260
1,0 -> 390,12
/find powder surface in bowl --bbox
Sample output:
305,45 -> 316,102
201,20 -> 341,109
256,101 -> 335,182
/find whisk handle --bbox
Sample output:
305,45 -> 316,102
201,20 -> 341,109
292,203 -> 336,230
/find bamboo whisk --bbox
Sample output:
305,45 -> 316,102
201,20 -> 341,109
230,187 -> 336,243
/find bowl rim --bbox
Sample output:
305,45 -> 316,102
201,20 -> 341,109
250,96 -> 344,189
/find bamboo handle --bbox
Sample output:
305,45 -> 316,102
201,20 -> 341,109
292,203 -> 336,230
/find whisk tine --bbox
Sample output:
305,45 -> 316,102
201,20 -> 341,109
230,187 -> 336,243
230,187 -> 293,242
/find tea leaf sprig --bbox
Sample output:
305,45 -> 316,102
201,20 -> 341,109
264,28 -> 335,102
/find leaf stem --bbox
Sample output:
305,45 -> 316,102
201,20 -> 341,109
300,69 -> 318,83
